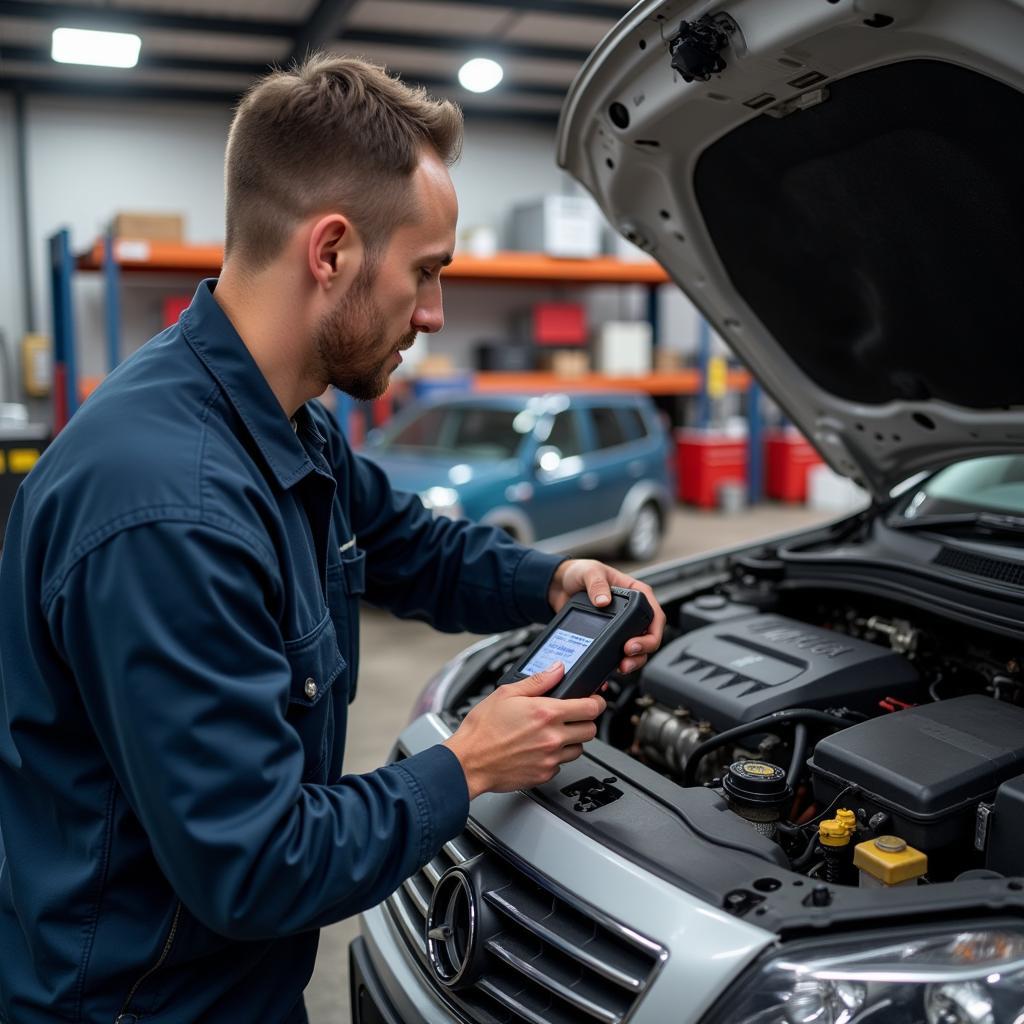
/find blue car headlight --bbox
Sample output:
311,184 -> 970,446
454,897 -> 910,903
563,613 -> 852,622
704,924 -> 1024,1024
419,486 -> 462,519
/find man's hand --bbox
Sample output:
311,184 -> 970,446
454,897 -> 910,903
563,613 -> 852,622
547,558 -> 666,675
443,663 -> 605,799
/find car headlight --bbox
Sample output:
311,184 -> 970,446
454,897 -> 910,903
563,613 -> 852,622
704,924 -> 1024,1024
419,486 -> 462,519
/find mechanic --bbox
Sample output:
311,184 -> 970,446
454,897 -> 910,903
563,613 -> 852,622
0,54 -> 665,1023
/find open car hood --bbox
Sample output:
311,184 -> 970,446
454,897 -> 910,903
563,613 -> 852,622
557,0 -> 1024,499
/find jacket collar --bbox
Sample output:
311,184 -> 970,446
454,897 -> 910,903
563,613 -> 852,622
181,279 -> 320,490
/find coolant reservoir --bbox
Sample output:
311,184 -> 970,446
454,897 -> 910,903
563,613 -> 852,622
854,835 -> 927,887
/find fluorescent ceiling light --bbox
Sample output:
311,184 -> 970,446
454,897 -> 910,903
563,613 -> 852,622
458,57 -> 503,94
52,27 -> 142,68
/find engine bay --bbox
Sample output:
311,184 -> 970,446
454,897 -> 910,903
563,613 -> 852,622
447,540 -> 1024,899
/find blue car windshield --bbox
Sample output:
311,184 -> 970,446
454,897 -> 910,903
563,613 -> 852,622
379,405 -> 526,460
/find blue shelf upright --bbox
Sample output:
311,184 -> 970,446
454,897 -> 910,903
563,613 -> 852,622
49,228 -> 77,432
102,232 -> 123,371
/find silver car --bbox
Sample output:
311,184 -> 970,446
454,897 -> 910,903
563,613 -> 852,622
353,1 -> 1024,1021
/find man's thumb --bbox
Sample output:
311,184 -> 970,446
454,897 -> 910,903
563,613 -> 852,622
510,661 -> 564,696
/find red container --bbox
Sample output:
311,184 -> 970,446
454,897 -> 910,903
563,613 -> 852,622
162,294 -> 191,327
765,429 -> 823,503
533,302 -> 587,345
676,430 -> 747,508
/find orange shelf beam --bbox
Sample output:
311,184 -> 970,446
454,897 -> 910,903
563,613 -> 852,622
445,252 -> 669,285
472,370 -> 750,395
77,241 -> 669,285
78,239 -> 223,273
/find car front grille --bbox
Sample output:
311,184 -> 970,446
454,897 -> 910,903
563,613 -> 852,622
385,825 -> 662,1024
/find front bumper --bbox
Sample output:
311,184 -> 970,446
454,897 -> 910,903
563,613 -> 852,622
350,932 -> 428,1024
352,713 -> 775,1024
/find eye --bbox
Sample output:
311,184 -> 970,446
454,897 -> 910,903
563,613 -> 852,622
420,265 -> 443,283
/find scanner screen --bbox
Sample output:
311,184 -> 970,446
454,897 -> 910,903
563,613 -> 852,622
520,609 -> 608,677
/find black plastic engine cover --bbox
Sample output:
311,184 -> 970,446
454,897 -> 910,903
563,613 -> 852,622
811,695 -> 1024,854
643,613 -> 918,729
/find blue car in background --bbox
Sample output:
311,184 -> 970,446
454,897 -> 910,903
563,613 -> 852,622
360,392 -> 673,562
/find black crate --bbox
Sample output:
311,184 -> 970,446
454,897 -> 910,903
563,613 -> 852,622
0,429 -> 49,548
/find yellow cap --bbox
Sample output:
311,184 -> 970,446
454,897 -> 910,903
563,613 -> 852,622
853,836 -> 927,885
818,808 -> 857,848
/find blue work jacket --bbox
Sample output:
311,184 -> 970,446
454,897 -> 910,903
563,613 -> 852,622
0,280 -> 563,1023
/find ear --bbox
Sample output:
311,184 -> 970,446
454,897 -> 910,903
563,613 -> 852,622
307,214 -> 361,290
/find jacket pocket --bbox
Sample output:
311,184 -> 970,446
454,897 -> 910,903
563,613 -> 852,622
284,613 -> 346,781
114,900 -> 182,1023
327,542 -> 365,704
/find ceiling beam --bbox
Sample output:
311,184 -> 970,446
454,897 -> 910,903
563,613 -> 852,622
0,2 -> 594,62
0,46 -> 269,79
0,47 -> 570,98
414,0 -> 628,18
0,76 -> 247,106
342,28 -> 591,63
0,75 -> 561,123
287,0 -> 360,66
0,0 -> 295,38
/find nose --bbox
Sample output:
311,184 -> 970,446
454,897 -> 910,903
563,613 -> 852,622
412,284 -> 444,334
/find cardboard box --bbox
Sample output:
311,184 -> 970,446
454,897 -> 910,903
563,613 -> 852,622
510,195 -> 602,259
111,212 -> 184,242
654,348 -> 682,371
539,350 -> 590,377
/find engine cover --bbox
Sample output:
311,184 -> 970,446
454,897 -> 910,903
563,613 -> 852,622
643,613 -> 918,730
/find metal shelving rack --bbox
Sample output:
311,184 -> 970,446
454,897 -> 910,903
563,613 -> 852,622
48,231 -> 763,497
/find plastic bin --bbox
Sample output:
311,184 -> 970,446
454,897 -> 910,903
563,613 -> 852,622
676,430 -> 747,508
765,429 -> 823,503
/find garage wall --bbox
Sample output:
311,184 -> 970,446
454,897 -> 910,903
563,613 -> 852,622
2,93 -> 708,401
23,96 -> 232,379
0,94 -> 24,401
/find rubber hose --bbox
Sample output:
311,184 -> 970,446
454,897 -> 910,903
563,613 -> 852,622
786,724 -> 809,789
681,708 -> 852,787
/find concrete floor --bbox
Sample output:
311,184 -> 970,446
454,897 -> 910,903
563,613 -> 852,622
303,502 -> 838,1023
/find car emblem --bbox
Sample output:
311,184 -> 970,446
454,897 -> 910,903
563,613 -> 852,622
426,866 -> 478,989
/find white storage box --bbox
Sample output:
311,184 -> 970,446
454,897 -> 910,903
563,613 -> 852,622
594,321 -> 653,375
807,464 -> 869,512
510,195 -> 602,259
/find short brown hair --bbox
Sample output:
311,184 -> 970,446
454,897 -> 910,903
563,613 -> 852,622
224,53 -> 463,270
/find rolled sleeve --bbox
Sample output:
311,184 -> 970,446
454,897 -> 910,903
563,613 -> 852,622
394,744 -> 470,864
510,548 -> 566,624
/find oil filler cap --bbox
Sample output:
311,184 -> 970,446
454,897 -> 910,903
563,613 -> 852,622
722,761 -> 790,808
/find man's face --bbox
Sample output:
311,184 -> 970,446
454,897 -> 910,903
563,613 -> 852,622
314,150 -> 457,401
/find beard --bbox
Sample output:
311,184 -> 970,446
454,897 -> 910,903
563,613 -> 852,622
313,262 -> 416,402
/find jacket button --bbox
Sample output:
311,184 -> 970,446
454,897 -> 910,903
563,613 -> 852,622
304,678 -> 317,699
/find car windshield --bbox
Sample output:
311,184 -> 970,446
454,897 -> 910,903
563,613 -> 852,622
898,455 -> 1024,519
377,405 -> 527,460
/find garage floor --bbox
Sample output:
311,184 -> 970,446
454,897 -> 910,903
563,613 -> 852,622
303,502 -> 841,1023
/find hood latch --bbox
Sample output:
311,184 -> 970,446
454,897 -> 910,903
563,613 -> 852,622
669,13 -> 739,83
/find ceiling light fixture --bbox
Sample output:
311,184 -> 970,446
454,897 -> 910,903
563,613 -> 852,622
52,27 -> 142,69
458,57 -> 503,94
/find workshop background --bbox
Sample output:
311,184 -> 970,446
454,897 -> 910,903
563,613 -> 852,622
0,2 -> 859,1020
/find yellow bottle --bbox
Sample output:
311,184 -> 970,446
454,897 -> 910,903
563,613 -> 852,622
21,334 -> 52,398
